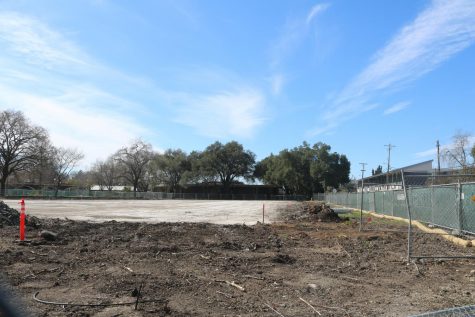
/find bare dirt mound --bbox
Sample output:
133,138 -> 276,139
280,201 -> 342,222
303,201 -> 342,222
0,201 -> 41,228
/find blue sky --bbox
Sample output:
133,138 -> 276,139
0,0 -> 474,179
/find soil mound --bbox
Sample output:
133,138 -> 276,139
303,202 -> 342,222
0,201 -> 40,227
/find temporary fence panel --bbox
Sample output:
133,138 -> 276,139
320,181 -> 475,234
432,185 -> 459,230
462,183 -> 475,234
410,187 -> 432,223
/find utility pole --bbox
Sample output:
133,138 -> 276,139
359,162 -> 367,232
436,140 -> 441,175
385,144 -> 396,185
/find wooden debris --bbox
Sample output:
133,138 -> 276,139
264,303 -> 286,317
215,280 -> 246,292
298,297 -> 321,316
243,275 -> 264,280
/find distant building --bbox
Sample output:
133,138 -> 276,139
90,185 -> 130,191
357,160 -> 433,192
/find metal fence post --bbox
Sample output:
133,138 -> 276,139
431,184 -> 435,225
359,188 -> 364,232
457,180 -> 463,233
402,170 -> 412,262
372,191 -> 376,212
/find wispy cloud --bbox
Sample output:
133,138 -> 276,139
269,2 -> 330,96
0,11 -> 269,165
0,12 -> 90,71
271,2 -> 330,69
311,0 -> 475,135
0,11 -> 154,166
383,101 -> 410,115
306,3 -> 330,25
174,89 -> 266,139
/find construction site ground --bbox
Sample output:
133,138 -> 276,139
1,201 -> 475,317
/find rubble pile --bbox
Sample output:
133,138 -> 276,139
302,202 -> 342,222
0,201 -> 40,227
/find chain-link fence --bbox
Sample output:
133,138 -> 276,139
320,178 -> 475,234
2,188 -> 307,201
317,171 -> 475,260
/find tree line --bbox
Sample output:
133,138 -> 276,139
0,110 -> 352,197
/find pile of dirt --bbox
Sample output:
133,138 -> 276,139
303,202 -> 342,222
278,201 -> 342,222
0,201 -> 40,227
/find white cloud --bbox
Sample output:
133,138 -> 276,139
0,11 -> 155,167
271,3 -> 330,69
175,89 -> 266,139
0,12 -> 90,70
0,10 -> 269,158
306,3 -> 330,25
0,84 -> 147,168
268,3 -> 329,96
311,0 -> 475,135
383,101 -> 410,115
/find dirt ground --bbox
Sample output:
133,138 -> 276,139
1,202 -> 475,317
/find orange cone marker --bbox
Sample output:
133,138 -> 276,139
19,198 -> 25,241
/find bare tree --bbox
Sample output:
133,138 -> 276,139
114,140 -> 153,197
92,157 -> 119,191
0,110 -> 49,196
443,132 -> 474,171
51,147 -> 84,197
28,138 -> 55,185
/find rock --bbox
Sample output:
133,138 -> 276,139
131,287 -> 139,297
272,254 -> 296,264
39,230 -> 58,241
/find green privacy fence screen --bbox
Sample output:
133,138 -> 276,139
317,182 -> 475,234
3,188 -> 306,201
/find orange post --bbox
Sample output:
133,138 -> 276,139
19,198 -> 25,241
